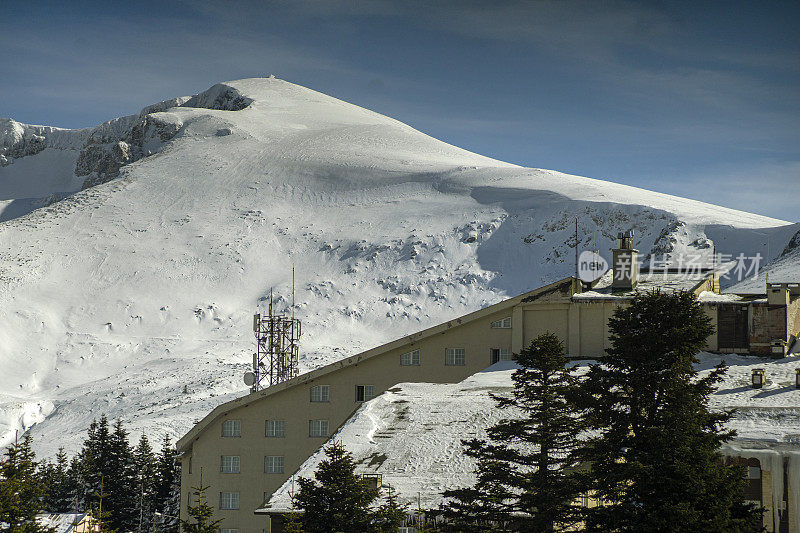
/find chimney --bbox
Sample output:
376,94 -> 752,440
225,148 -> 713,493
612,230 -> 639,291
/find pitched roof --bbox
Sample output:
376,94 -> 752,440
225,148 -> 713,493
257,361 -> 521,513
36,514 -> 88,533
572,269 -> 714,301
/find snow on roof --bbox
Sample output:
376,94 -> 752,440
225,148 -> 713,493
36,513 -> 87,533
261,361 -> 522,513
574,269 -> 711,300
695,291 -> 768,304
262,354 -> 800,513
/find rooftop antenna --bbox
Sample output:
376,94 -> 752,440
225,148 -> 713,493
248,279 -> 301,392
574,218 -> 579,280
292,266 -> 295,321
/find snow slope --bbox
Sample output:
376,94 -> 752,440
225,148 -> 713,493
731,227 -> 800,293
0,77 -> 797,456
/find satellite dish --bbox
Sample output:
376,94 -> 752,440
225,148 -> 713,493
243,372 -> 256,387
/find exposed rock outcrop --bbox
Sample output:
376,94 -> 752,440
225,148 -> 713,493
181,83 -> 253,111
0,119 -> 50,166
77,113 -> 185,189
780,229 -> 800,258
2,83 -> 249,187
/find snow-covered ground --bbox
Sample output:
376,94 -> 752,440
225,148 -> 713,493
0,77 -> 797,456
265,354 -> 800,512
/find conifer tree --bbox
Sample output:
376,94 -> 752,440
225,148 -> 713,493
37,448 -> 74,513
134,434 -> 158,533
578,290 -> 762,532
68,455 -> 85,513
105,419 -> 138,532
80,415 -> 112,518
0,433 -> 51,532
440,333 -> 587,532
155,434 -> 180,533
373,488 -> 408,533
293,442 -> 380,533
79,416 -> 139,532
282,508 -> 304,533
92,476 -> 116,533
180,469 -> 222,533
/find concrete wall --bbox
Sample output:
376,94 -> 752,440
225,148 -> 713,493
787,296 -> 800,350
751,304 -> 788,356
703,303 -> 720,352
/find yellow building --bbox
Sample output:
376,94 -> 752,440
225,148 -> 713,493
177,237 -> 800,532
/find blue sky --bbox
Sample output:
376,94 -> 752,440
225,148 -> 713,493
2,1 -> 798,221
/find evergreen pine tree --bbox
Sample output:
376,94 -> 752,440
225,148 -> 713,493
293,442 -> 379,533
37,448 -> 74,513
155,434 -> 180,533
282,508 -> 304,533
0,433 -> 51,532
134,434 -> 158,533
578,290 -> 762,532
180,469 -> 222,533
105,419 -> 138,532
67,455 -> 85,513
79,415 -> 140,532
440,333 -> 587,532
93,476 -> 116,533
80,415 -> 112,519
373,488 -> 408,533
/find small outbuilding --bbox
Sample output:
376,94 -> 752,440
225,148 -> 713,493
36,513 -> 100,533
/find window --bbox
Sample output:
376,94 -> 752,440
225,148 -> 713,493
580,493 -> 590,507
309,419 -> 329,437
310,385 -> 330,402
188,456 -> 192,474
490,317 -> 512,329
220,529 -> 238,533
265,455 -> 284,474
401,349 -> 420,366
265,420 -> 285,438
221,419 -> 241,437
220,455 -> 240,474
219,492 -> 239,510
398,528 -> 418,533
445,348 -> 465,366
747,466 -> 761,479
491,348 -> 512,364
356,385 -> 375,402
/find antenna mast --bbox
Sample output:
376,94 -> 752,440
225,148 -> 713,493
250,281 -> 301,392
574,218 -> 579,280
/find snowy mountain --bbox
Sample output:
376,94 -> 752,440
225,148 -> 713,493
0,77 -> 797,456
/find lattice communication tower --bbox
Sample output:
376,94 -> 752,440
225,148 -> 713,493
250,292 -> 301,392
